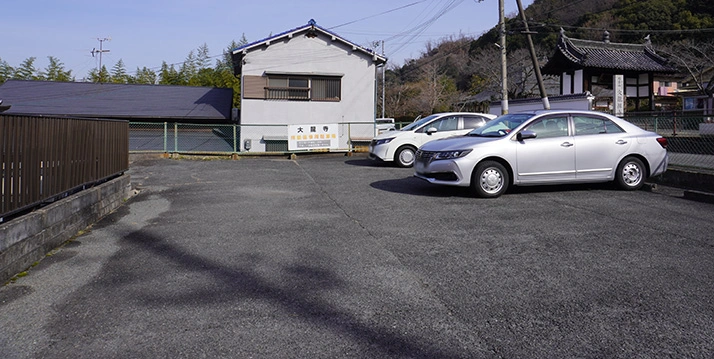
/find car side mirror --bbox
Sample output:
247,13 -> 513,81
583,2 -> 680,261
516,130 -> 537,141
426,127 -> 438,135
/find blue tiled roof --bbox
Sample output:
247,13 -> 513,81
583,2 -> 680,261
0,80 -> 233,121
233,19 -> 385,62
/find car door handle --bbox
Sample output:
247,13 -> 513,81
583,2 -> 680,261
616,140 -> 628,145
560,142 -> 574,147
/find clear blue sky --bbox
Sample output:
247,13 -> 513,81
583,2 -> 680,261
2,0 -> 533,80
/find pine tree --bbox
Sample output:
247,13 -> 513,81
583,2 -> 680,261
110,59 -> 129,84
178,51 -> 197,85
220,39 -> 243,71
215,39 -> 244,108
14,57 -> 38,80
0,58 -> 14,83
159,61 -> 181,85
88,65 -> 110,83
134,66 -> 157,85
196,43 -> 211,70
42,56 -> 73,82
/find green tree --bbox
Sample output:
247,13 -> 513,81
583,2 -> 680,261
134,66 -> 157,84
159,61 -> 181,85
196,43 -> 212,70
41,56 -> 73,82
0,58 -> 14,83
188,43 -> 216,87
216,39 -> 244,108
178,51 -> 197,85
87,65 -> 110,83
14,57 -> 39,80
110,59 -> 130,84
222,35 -> 248,67
190,68 -> 217,87
218,39 -> 242,73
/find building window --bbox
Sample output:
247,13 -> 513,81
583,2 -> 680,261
267,77 -> 310,100
265,75 -> 341,102
311,78 -> 341,101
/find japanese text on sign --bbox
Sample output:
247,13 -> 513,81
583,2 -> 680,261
288,124 -> 339,150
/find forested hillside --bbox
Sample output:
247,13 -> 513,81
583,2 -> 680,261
384,0 -> 714,120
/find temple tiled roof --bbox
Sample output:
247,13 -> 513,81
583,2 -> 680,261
542,30 -> 676,75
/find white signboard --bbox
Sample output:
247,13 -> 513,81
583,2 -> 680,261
614,74 -> 625,117
288,124 -> 339,151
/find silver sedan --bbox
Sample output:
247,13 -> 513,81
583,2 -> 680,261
414,110 -> 669,198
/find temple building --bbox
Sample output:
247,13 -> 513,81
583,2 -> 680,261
541,29 -> 677,113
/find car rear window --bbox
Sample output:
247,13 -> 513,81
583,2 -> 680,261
573,115 -> 624,135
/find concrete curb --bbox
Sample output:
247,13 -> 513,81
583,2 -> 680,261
649,167 -> 714,204
683,190 -> 714,204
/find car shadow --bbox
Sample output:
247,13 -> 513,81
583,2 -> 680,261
507,182 -> 615,195
371,177 -> 618,198
371,177 -> 474,197
344,158 -> 393,167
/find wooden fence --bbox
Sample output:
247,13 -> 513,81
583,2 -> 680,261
1,114 -> 129,222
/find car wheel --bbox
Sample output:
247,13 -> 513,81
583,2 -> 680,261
615,156 -> 646,191
471,161 -> 509,198
395,146 -> 417,168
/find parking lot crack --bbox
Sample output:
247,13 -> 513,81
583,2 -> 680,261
292,160 -> 378,240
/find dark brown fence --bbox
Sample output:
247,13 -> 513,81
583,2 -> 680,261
1,114 -> 129,222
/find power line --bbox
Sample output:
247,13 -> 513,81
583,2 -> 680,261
124,1 -> 469,79
387,0 -> 468,57
328,1 -> 428,30
535,0 -> 590,17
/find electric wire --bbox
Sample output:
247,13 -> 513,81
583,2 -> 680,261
328,1 -> 428,30
386,0 -> 468,57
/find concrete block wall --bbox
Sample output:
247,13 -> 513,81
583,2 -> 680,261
0,175 -> 131,283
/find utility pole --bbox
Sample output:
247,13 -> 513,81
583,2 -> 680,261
381,40 -> 386,119
516,0 -> 549,109
499,0 -> 508,114
91,37 -> 111,82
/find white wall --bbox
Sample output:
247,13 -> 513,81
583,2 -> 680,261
573,70 -> 584,93
240,34 -> 378,152
562,72 -> 572,94
560,70 -> 583,95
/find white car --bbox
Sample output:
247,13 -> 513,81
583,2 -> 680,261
414,110 -> 669,198
368,112 -> 496,167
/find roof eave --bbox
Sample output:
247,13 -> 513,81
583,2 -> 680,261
232,20 -> 387,65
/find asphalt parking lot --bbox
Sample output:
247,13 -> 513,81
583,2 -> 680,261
2,153 -> 714,358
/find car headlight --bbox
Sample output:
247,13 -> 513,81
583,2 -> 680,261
433,149 -> 472,160
375,137 -> 395,145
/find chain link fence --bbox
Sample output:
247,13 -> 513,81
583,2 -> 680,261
129,122 -> 376,155
130,115 -> 714,172
625,113 -> 714,172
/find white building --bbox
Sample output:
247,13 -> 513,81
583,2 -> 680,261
232,19 -> 387,152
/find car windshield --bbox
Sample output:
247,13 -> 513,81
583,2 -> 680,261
467,113 -> 535,137
401,114 -> 439,131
